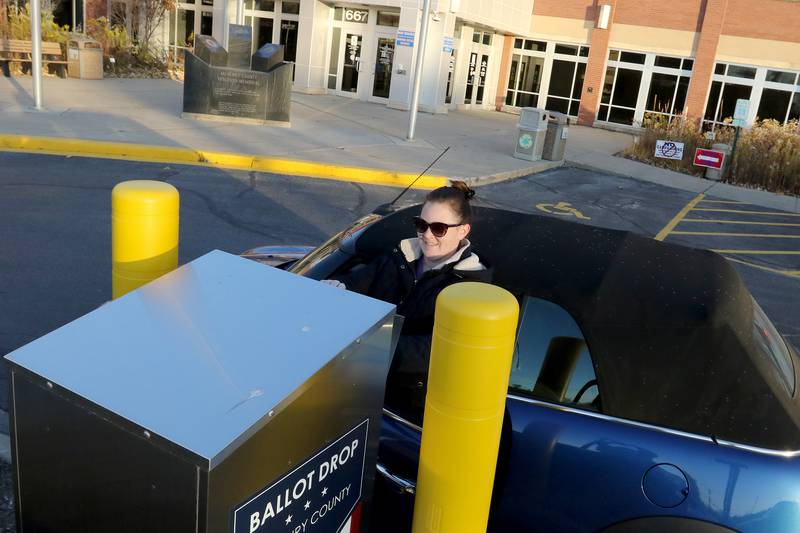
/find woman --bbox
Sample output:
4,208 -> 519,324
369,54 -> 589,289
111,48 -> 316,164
325,181 -> 491,423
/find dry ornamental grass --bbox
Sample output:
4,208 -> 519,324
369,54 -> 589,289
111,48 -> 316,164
624,115 -> 800,195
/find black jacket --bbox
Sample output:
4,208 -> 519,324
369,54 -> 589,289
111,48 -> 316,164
336,238 -> 492,423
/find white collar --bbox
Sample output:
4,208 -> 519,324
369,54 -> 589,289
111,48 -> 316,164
398,238 -> 485,271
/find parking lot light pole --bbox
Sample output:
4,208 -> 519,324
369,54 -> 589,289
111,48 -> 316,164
406,0 -> 432,141
30,0 -> 43,109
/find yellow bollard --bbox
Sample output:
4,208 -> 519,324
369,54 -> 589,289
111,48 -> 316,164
412,282 -> 519,533
112,180 -> 179,299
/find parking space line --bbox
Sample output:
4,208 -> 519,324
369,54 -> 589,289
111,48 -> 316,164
655,193 -> 705,241
722,257 -> 800,279
698,199 -> 747,204
672,231 -> 800,238
692,208 -> 800,217
682,219 -> 800,227
711,250 -> 800,255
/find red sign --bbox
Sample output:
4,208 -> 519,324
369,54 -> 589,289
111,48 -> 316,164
694,148 -> 725,169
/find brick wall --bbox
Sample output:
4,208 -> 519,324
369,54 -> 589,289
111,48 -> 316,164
85,0 -> 107,21
532,0 -> 595,20
495,35 -> 514,110
615,0 -> 705,32
723,0 -> 800,43
577,0 -> 617,125
684,0 -> 728,122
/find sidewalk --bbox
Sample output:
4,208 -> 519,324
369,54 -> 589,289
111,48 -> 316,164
0,76 -> 571,184
1,76 -> 797,212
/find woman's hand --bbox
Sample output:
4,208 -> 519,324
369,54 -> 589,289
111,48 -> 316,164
321,279 -> 346,289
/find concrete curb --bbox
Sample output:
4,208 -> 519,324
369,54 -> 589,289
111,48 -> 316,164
459,160 -> 565,187
0,134 -> 449,190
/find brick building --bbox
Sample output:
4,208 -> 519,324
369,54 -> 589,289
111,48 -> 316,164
502,0 -> 800,129
46,0 -> 799,128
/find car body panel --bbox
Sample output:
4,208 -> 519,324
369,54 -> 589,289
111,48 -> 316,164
242,205 -> 800,532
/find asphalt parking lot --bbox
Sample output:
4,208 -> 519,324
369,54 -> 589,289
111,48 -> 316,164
1,153 -> 798,429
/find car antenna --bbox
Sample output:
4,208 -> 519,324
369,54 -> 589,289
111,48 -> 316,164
372,146 -> 450,216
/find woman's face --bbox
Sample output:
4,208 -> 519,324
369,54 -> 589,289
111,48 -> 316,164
417,201 -> 471,262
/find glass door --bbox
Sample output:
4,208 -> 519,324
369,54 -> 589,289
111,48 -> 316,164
371,34 -> 395,99
464,50 -> 490,105
339,32 -> 363,96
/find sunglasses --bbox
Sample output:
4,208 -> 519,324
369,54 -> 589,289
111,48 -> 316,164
413,216 -> 462,238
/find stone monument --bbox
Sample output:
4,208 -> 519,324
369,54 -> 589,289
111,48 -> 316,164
182,26 -> 292,126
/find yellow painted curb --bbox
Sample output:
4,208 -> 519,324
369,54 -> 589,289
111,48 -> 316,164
0,134 -> 448,190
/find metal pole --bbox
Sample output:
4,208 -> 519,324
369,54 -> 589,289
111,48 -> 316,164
406,0 -> 432,141
728,126 -> 741,180
235,0 -> 244,26
30,0 -> 43,109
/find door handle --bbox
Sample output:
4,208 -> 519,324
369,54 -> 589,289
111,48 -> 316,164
376,463 -> 416,495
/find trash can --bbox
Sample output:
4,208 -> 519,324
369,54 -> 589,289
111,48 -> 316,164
543,111 -> 569,161
514,107 -> 548,161
67,36 -> 103,79
705,143 -> 731,181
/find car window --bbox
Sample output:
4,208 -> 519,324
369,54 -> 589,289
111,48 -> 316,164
752,298 -> 795,396
509,297 -> 600,411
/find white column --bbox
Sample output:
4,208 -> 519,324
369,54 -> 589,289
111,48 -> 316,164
451,24 -> 473,109
416,11 -> 455,114
387,3 -> 421,111
294,0 -> 331,94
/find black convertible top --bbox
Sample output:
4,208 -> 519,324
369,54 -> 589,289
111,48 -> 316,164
354,205 -> 800,450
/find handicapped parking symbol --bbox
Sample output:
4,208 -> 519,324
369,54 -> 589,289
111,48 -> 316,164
536,201 -> 591,220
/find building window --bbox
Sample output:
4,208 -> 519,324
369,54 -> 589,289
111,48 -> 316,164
506,54 -> 544,107
376,11 -> 399,27
279,19 -> 298,62
546,59 -> 585,117
245,16 -> 274,53
281,0 -> 299,14
245,0 -> 274,11
599,49 -> 693,126
505,40 -> 588,117
704,62 -> 800,130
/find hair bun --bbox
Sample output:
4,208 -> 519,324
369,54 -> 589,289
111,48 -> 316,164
450,180 -> 476,201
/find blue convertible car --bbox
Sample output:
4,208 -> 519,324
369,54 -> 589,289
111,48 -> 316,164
243,205 -> 800,533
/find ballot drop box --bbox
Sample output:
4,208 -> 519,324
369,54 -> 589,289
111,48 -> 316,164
5,250 -> 398,533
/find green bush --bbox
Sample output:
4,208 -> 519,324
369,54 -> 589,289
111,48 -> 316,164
85,16 -> 168,75
3,3 -> 69,45
624,115 -> 800,195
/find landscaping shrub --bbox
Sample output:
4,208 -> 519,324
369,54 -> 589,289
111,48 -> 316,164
3,2 -> 69,44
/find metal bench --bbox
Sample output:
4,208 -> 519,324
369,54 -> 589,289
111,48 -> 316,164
0,38 -> 67,77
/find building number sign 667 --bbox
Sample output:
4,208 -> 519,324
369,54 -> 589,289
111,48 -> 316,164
345,8 -> 369,23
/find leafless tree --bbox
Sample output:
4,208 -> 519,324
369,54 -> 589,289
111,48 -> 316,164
133,0 -> 174,52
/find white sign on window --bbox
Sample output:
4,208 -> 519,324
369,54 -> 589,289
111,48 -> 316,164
344,8 -> 369,23
655,140 -> 684,160
733,99 -> 749,127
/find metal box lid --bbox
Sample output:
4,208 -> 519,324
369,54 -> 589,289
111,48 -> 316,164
5,250 -> 395,465
519,107 -> 548,129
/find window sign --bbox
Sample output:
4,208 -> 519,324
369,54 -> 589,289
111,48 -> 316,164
733,98 -> 749,127
396,30 -> 414,47
443,36 -> 454,53
344,8 -> 368,23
